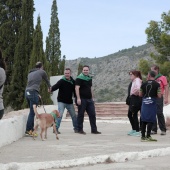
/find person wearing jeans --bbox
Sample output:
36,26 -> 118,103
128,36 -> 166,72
57,102 -> 77,131
25,90 -> 39,132
50,68 -> 78,133
25,62 -> 51,136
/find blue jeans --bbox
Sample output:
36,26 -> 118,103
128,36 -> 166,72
77,99 -> 97,132
57,102 -> 78,130
25,90 -> 39,131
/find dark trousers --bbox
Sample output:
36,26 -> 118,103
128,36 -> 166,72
77,99 -> 97,132
128,108 -> 140,132
0,109 -> 4,119
152,97 -> 166,132
142,121 -> 153,138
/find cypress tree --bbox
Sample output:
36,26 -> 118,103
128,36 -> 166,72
77,63 -> 83,75
0,0 -> 22,106
58,55 -> 66,75
29,16 -> 52,105
7,0 -> 34,110
45,0 -> 62,76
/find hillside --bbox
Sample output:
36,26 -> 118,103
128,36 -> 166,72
65,43 -> 155,102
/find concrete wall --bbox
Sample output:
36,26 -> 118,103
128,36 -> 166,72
50,75 -> 63,105
50,75 -> 67,118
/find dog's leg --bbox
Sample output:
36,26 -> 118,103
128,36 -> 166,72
53,124 -> 59,140
45,127 -> 47,139
33,122 -> 39,140
40,128 -> 45,141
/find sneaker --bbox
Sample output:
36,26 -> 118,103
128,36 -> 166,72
78,130 -> 86,135
146,136 -> 157,142
160,131 -> 166,135
129,132 -> 141,137
91,131 -> 101,134
151,131 -> 157,135
74,129 -> 79,133
32,132 -> 38,137
127,130 -> 136,135
141,137 -> 148,142
25,130 -> 33,137
53,129 -> 61,134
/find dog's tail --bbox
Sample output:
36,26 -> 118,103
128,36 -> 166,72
33,105 -> 39,119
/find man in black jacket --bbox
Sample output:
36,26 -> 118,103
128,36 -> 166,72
50,68 -> 78,133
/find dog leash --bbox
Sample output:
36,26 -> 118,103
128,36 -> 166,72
38,95 -> 47,113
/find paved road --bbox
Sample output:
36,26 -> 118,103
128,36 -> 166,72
0,120 -> 170,169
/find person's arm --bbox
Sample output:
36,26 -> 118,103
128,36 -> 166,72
42,70 -> 51,89
51,80 -> 62,92
164,84 -> 169,104
131,78 -> 141,96
75,85 -> 81,105
91,87 -> 95,101
157,86 -> 162,98
139,89 -> 143,97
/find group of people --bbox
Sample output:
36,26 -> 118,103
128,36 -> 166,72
127,65 -> 168,142
25,62 -> 101,136
0,52 -> 168,141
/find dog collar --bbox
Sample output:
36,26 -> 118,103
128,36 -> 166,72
50,112 -> 57,120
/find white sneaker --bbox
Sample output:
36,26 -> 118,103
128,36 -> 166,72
160,131 -> 166,135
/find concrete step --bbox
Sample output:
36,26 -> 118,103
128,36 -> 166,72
66,102 -> 128,118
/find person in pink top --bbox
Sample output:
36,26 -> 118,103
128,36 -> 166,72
127,70 -> 142,136
150,65 -> 168,135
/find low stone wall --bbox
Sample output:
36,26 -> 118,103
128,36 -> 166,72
0,105 -> 62,148
0,111 -> 28,148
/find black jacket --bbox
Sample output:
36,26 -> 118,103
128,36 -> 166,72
51,77 -> 75,104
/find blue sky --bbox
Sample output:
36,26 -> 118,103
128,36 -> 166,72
34,0 -> 170,60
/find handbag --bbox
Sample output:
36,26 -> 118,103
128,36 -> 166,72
129,95 -> 142,113
126,95 -> 130,105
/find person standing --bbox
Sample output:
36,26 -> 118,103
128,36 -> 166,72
151,65 -> 168,135
127,70 -> 142,136
0,49 -> 6,119
25,61 -> 51,136
50,68 -> 78,133
139,71 -> 161,141
75,65 -> 101,135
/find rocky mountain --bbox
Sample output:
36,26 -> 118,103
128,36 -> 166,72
65,43 -> 155,102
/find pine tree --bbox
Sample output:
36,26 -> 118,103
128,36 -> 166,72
0,0 -> 22,106
29,16 -> 52,105
145,10 -> 170,80
45,0 -> 62,76
7,0 -> 34,110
